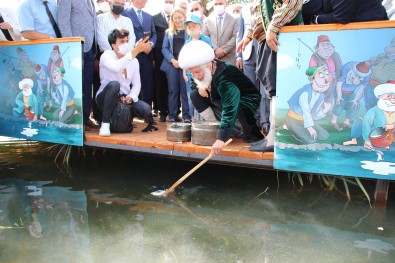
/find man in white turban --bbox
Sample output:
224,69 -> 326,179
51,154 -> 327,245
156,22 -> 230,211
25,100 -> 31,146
362,81 -> 395,149
13,78 -> 38,121
178,40 -> 264,155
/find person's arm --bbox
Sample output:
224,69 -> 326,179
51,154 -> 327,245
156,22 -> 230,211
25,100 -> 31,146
161,33 -> 174,62
269,0 -> 303,33
149,16 -> 157,47
17,1 -> 52,39
221,16 -> 238,55
21,30 -> 53,40
316,0 -> 357,24
299,91 -> 314,128
126,18 -> 136,47
96,15 -> 111,52
127,59 -> 141,102
57,0 -> 73,37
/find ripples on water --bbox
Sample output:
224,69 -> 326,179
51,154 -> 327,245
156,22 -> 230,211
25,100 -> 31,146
0,139 -> 395,262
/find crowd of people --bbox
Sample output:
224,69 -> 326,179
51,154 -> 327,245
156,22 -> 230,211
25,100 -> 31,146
0,0 -> 393,154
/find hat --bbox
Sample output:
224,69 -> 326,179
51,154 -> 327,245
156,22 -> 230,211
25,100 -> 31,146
184,15 -> 202,25
353,61 -> 371,78
374,82 -> 395,98
19,78 -> 34,89
53,45 -> 60,51
305,66 -> 320,77
35,64 -> 41,72
55,66 -> 66,76
317,35 -> 330,45
178,40 -> 215,69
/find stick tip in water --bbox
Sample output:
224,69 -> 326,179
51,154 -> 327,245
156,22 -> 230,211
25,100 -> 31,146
150,189 -> 168,197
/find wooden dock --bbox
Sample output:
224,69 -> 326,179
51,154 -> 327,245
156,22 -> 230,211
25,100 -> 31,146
84,119 -> 274,168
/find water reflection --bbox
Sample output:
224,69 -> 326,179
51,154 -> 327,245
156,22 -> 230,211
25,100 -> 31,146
0,141 -> 395,262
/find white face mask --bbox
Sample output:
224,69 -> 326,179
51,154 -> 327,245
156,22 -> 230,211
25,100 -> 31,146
213,5 -> 225,16
98,2 -> 111,13
117,43 -> 131,55
163,3 -> 174,14
191,10 -> 201,18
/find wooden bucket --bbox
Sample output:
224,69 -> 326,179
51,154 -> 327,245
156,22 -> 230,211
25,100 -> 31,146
167,123 -> 191,142
191,121 -> 220,146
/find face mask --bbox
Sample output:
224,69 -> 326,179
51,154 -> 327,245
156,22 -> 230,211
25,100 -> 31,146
163,3 -> 174,14
112,5 -> 124,15
117,42 -> 131,55
98,2 -> 111,13
191,10 -> 201,18
213,5 -> 225,16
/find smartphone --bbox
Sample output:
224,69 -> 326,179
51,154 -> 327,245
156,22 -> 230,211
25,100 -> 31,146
143,31 -> 151,40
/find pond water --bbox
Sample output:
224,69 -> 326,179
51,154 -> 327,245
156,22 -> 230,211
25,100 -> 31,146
0,140 -> 395,263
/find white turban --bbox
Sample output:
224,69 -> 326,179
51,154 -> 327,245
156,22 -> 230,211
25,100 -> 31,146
178,40 -> 215,69
374,83 -> 395,98
18,78 -> 34,90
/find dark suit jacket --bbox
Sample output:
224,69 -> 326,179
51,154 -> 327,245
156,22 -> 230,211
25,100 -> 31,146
122,8 -> 157,47
316,0 -> 388,24
153,12 -> 168,61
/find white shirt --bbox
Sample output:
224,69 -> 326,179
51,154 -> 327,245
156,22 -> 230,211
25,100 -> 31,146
97,50 -> 141,102
97,12 -> 136,52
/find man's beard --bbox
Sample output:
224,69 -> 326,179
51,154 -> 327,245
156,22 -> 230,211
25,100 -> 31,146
22,89 -> 32,97
377,98 -> 395,112
194,67 -> 212,89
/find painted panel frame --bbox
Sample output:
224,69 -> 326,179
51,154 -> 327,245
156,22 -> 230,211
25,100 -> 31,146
0,39 -> 83,146
274,23 -> 395,180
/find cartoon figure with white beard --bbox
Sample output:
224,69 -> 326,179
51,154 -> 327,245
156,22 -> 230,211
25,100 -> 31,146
363,81 -> 395,150
13,78 -> 38,121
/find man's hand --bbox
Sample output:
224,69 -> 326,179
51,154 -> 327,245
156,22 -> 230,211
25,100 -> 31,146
385,124 -> 395,131
198,88 -> 209,98
364,140 -> 373,150
236,38 -> 251,53
133,37 -> 151,57
215,47 -> 226,58
211,139 -> 225,156
143,43 -> 153,55
266,30 -> 279,52
171,59 -> 180,69
0,22 -> 12,30
236,59 -> 243,70
307,126 -> 317,140
125,96 -> 133,104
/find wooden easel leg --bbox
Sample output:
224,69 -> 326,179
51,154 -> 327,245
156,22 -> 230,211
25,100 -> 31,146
373,179 -> 389,211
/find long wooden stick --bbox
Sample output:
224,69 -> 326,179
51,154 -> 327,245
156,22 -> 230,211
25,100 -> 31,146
162,138 -> 233,195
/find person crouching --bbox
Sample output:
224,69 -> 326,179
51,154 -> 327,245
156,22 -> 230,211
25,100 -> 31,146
96,29 -> 156,136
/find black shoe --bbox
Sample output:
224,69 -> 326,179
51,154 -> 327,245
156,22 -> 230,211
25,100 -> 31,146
242,134 -> 262,143
249,139 -> 274,152
169,117 -> 182,122
159,115 -> 167,122
152,110 -> 158,117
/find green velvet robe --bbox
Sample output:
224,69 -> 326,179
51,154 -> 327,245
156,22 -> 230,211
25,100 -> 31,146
210,60 -> 261,141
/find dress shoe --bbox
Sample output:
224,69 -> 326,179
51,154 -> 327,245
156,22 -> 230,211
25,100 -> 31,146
169,117 -> 182,122
159,115 -> 167,122
242,134 -> 261,143
86,119 -> 99,129
249,139 -> 274,152
152,110 -> 158,117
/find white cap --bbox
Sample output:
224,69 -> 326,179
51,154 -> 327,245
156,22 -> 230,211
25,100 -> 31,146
178,40 -> 215,69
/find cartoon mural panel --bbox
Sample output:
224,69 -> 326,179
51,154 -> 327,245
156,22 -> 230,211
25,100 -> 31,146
275,26 -> 395,180
0,40 -> 83,146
